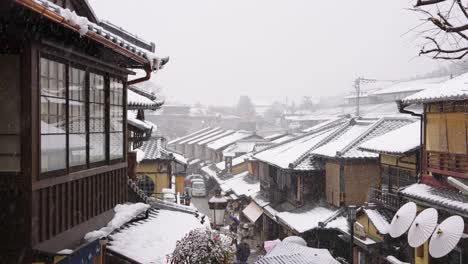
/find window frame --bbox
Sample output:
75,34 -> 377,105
39,53 -> 126,179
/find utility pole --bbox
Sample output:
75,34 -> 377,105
354,77 -> 361,118
353,77 -> 379,118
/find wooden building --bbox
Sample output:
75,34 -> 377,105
0,0 -> 165,262
311,117 -> 415,207
398,74 -> 468,264
127,85 -> 163,149
137,137 -> 187,197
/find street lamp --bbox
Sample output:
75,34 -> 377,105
348,205 -> 358,264
208,189 -> 227,229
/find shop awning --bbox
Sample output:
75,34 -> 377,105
243,201 -> 263,223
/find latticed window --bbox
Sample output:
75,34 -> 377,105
39,57 -> 125,176
40,58 -> 66,173
109,78 -> 124,160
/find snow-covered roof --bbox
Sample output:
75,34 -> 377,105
186,129 -> 225,145
196,130 -> 235,146
275,203 -> 348,234
22,0 -> 165,70
219,171 -> 260,197
261,241 -> 340,264
127,115 -> 157,132
400,183 -> 468,216
371,76 -> 450,96
215,154 -> 249,171
254,126 -> 343,170
207,131 -> 256,151
271,134 -> 296,144
264,133 -> 287,140
107,208 -> 204,264
359,121 -> 420,155
127,86 -> 162,110
178,127 -> 222,145
364,208 -> 392,235
312,117 -> 415,159
403,72 -> 468,104
302,117 -> 348,133
140,137 -> 186,164
84,203 -> 150,242
167,127 -> 213,145
222,140 -> 263,155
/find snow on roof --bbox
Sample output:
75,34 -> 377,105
403,72 -> 468,104
271,134 -> 296,144
127,87 -> 162,110
222,140 -> 262,155
371,76 -> 450,96
167,127 -> 212,145
197,130 -> 235,146
186,129 -> 225,145
254,126 -> 342,170
276,204 -> 346,233
219,171 -> 260,197
127,115 -> 157,131
264,241 -> 340,264
400,183 -> 468,216
359,121 -> 420,154
178,127 -> 222,145
312,118 -> 415,159
84,203 -> 150,242
256,253 -> 313,264
312,121 -> 374,158
107,209 -> 204,264
207,131 -> 255,151
27,0 -> 164,69
302,117 -> 347,133
264,133 -> 287,140
140,137 -> 187,164
364,209 -> 391,235
215,154 -> 249,171
250,192 -> 270,208
201,165 -> 218,180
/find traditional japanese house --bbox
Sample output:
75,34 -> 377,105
0,0 -> 166,262
184,128 -> 226,159
206,130 -> 262,163
167,126 -> 213,153
311,117 -> 415,207
398,73 -> 468,264
250,120 -> 350,248
127,85 -> 163,149
176,127 -> 222,157
137,137 -> 187,197
195,129 -> 235,161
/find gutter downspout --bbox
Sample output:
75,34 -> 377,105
397,100 -> 423,181
128,67 -> 151,86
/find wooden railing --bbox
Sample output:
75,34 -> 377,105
367,188 -> 403,211
426,151 -> 468,179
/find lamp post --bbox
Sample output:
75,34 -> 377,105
348,205 -> 357,264
208,189 -> 227,229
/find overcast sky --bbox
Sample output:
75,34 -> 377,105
90,0 -> 450,106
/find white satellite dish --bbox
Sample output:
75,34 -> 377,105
408,208 -> 438,248
389,202 -> 417,238
429,215 -> 465,258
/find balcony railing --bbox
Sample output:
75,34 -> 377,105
367,188 -> 403,211
426,151 -> 468,179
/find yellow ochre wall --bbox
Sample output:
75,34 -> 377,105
137,162 -> 171,195
356,214 -> 384,242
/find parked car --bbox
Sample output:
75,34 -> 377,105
191,179 -> 206,197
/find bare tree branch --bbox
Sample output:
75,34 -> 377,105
456,0 -> 468,20
415,0 -> 447,7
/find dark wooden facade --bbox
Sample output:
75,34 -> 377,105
0,1 -> 155,262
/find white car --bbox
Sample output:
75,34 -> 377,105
191,179 -> 206,197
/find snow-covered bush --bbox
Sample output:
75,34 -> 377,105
170,228 -> 235,264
